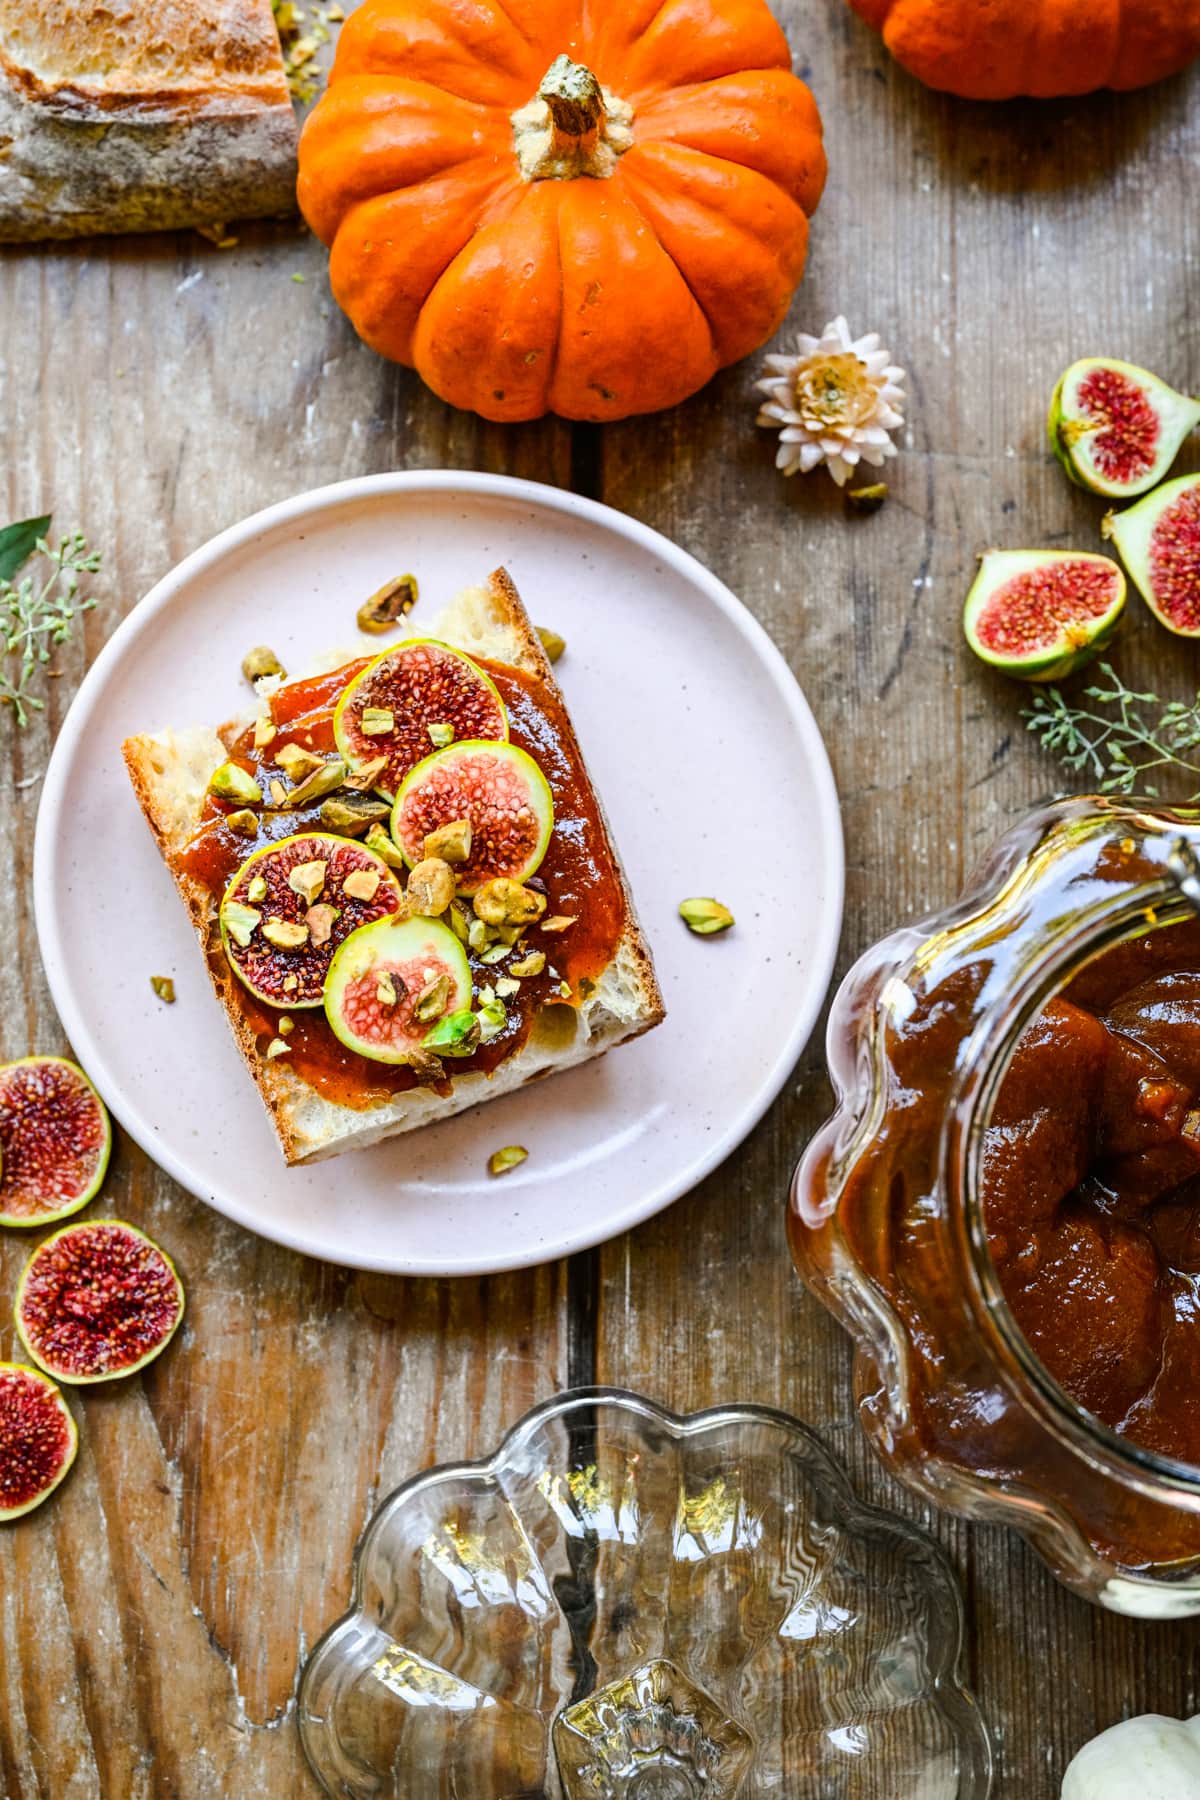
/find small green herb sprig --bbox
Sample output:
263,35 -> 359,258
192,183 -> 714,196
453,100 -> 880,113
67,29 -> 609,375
1024,662 -> 1200,800
0,518 -> 100,727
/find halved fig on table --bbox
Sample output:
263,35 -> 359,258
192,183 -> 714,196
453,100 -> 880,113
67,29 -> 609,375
333,640 -> 507,799
0,1362 -> 77,1520
1049,358 -> 1200,499
1104,473 -> 1200,638
324,915 -> 472,1064
391,742 -> 554,894
963,549 -> 1126,682
0,1057 -> 111,1229
15,1220 -> 184,1385
219,832 -> 402,1008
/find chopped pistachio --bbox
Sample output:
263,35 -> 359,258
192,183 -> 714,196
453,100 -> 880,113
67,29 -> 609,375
448,900 -> 472,945
477,983 -> 497,1008
473,878 -> 546,927
488,1145 -> 528,1178
306,903 -> 340,947
268,778 -> 288,807
422,1008 -> 480,1057
537,626 -> 566,664
226,809 -> 260,837
221,900 -> 261,947
288,859 -> 327,905
363,823 -> 406,869
283,973 -> 299,992
495,976 -> 520,998
320,796 -> 389,836
150,975 -> 176,1004
284,757 -> 348,808
376,971 -> 399,1006
477,998 -> 506,1041
846,481 -> 888,515
241,645 -> 285,684
343,867 -> 381,902
558,980 -> 573,999
247,874 -> 268,904
540,914 -> 577,934
468,918 -> 490,952
479,943 -> 510,966
426,721 -> 454,749
276,742 -> 326,783
423,818 -> 472,864
357,574 -> 418,633
263,917 -> 309,949
343,755 -> 389,792
360,707 -> 395,737
414,972 -> 451,1022
678,896 -> 735,937
208,761 -> 262,806
495,923 -> 523,946
406,857 -> 455,917
253,716 -> 277,750
265,1037 -> 291,1060
278,1016 -> 295,1036
509,949 -> 545,978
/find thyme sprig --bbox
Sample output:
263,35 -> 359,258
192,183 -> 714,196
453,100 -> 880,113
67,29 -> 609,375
1,527 -> 101,727
1024,662 -> 1200,800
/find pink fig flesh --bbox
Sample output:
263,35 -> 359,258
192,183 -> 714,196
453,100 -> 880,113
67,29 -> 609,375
0,1057 -> 112,1229
0,1362 -> 77,1520
1149,483 -> 1200,634
16,1220 -> 185,1384
1071,365 -> 1161,487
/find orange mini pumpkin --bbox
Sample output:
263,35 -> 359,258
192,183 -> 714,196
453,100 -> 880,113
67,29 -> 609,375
298,0 -> 825,422
849,0 -> 1200,100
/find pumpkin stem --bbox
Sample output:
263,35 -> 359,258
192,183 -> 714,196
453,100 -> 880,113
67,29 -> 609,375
539,55 -> 605,142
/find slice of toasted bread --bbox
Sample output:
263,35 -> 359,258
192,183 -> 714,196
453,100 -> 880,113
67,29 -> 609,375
123,569 -> 664,1165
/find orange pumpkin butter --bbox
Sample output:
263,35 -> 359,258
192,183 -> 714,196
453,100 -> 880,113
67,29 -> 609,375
297,0 -> 826,422
849,0 -> 1200,100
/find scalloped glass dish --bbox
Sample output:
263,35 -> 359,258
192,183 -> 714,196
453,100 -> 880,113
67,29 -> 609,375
298,1389 -> 991,1797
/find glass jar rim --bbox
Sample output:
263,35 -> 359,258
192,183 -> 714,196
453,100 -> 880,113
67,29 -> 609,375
948,875 -> 1200,1502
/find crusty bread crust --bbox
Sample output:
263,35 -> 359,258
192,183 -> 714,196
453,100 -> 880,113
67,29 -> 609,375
0,0 -> 297,240
123,570 -> 665,1166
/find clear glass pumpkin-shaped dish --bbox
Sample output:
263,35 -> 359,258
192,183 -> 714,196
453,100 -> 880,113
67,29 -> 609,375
792,797 -> 1200,1621
298,1388 -> 991,1797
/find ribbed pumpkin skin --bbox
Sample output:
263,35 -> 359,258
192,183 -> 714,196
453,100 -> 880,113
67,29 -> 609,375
297,0 -> 826,422
849,0 -> 1200,99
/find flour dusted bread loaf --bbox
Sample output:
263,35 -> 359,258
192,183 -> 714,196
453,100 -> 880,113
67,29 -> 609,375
0,0 -> 298,240
123,570 -> 664,1165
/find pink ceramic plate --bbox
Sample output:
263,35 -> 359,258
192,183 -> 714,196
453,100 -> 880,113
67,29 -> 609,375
34,474 -> 843,1274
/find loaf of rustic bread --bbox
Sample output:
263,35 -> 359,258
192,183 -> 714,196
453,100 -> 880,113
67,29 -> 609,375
123,571 -> 665,1165
0,0 -> 298,240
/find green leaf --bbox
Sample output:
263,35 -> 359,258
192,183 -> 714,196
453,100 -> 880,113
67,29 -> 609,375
0,515 -> 51,582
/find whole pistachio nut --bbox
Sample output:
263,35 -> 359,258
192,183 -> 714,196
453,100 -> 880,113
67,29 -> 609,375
363,823 -> 407,869
275,742 -> 326,783
320,795 -> 389,836
678,896 -> 735,936
407,857 -> 456,917
241,645 -> 286,684
488,1145 -> 529,1178
421,1008 -> 481,1057
225,809 -> 260,837
357,574 -> 418,633
283,757 -> 348,808
208,761 -> 262,806
537,627 -> 566,664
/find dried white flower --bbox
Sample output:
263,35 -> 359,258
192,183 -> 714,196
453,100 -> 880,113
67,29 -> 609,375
756,317 -> 906,486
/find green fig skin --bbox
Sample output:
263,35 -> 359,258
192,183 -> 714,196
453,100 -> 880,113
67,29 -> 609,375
964,550 -> 1126,684
1105,473 -> 1200,639
1049,359 -> 1200,500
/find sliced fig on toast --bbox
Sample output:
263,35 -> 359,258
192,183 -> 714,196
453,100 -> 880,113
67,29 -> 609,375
333,639 -> 507,799
324,915 -> 472,1064
1049,358 -> 1200,499
0,1362 -> 77,1519
15,1220 -> 184,1385
390,742 -> 554,894
0,1057 -> 111,1230
1104,473 -> 1200,637
964,549 -> 1126,682
219,831 -> 403,1008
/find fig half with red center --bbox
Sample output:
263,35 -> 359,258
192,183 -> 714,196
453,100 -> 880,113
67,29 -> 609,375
324,915 -> 473,1064
391,742 -> 554,894
1105,473 -> 1200,638
333,639 -> 508,798
1049,358 -> 1200,499
963,549 -> 1126,682
0,1362 -> 78,1520
220,831 -> 403,1008
0,1056 -> 111,1229
15,1220 -> 185,1385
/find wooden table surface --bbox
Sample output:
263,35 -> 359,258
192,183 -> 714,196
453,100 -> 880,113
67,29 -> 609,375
2,5 -> 1199,1795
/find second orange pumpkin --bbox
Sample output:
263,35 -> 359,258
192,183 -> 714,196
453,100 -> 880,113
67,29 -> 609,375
298,0 -> 826,423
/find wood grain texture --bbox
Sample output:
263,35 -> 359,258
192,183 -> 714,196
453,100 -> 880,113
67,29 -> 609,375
1,1 -> 1199,1792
